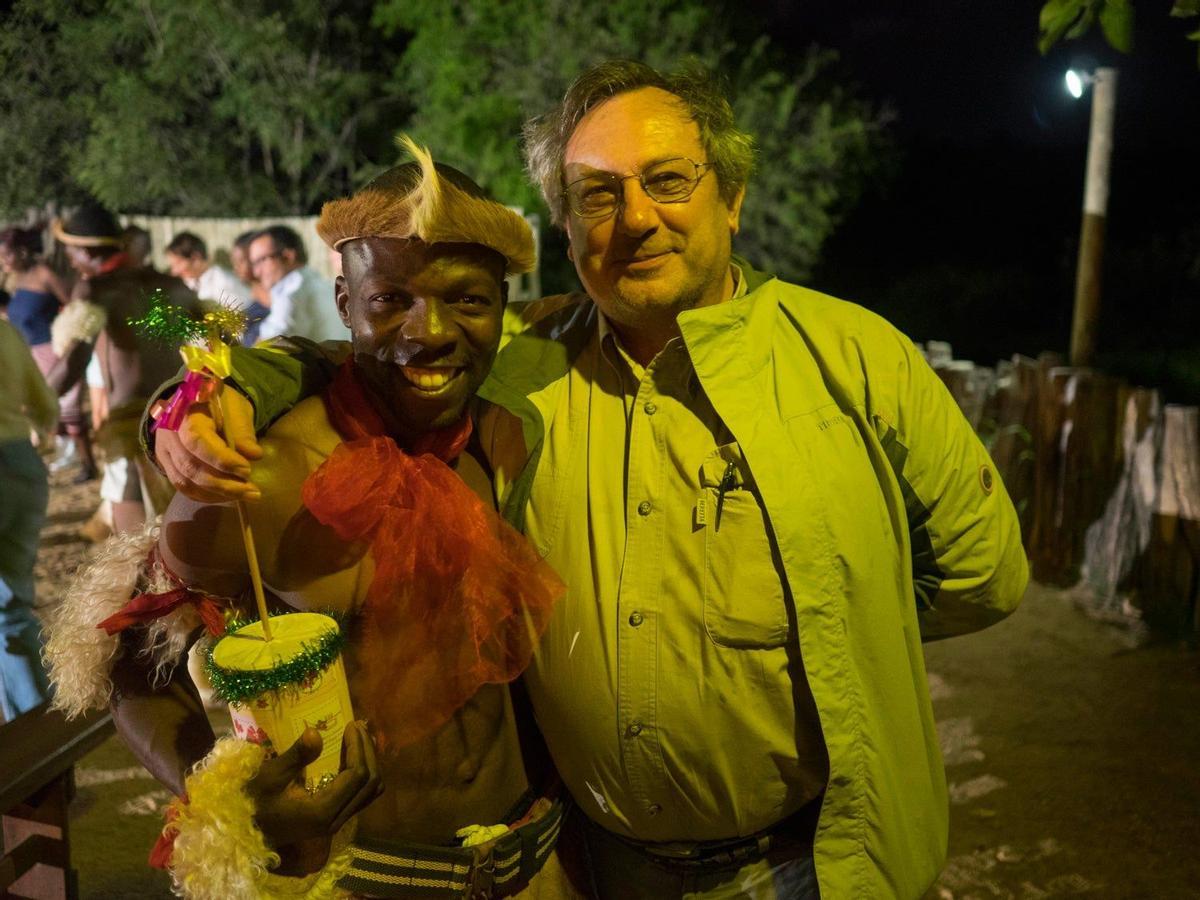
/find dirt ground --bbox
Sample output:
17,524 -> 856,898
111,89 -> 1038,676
29,468 -> 1200,899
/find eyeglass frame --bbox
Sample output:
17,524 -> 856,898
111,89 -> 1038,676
248,249 -> 284,269
563,157 -> 716,220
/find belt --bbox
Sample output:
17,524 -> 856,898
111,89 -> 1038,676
596,795 -> 822,874
336,792 -> 566,899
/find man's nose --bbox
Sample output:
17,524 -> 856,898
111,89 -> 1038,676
614,178 -> 660,236
400,297 -> 455,349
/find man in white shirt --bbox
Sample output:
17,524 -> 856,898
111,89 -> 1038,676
248,225 -> 348,343
165,232 -> 253,309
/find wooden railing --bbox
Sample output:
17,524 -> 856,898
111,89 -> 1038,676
0,705 -> 114,899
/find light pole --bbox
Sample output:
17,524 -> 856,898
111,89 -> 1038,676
1066,66 -> 1118,368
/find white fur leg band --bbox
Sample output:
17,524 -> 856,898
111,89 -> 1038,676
168,738 -> 355,900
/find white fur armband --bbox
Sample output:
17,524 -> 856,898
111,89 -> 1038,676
51,299 -> 107,357
43,520 -> 203,718
168,738 -> 355,900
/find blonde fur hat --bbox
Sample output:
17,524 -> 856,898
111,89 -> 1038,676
317,136 -> 536,275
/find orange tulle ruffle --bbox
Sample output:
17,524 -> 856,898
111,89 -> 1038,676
301,361 -> 562,750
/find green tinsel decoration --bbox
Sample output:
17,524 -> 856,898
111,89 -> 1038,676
127,288 -> 205,345
204,618 -> 346,705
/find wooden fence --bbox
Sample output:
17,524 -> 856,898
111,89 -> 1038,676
927,345 -> 1200,636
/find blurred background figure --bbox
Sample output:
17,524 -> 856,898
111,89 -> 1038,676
121,224 -> 154,270
0,226 -> 97,482
248,224 -> 345,342
0,317 -> 58,721
165,231 -> 252,309
52,203 -> 197,534
232,229 -> 271,345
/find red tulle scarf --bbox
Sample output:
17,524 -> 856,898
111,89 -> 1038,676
300,362 -> 562,750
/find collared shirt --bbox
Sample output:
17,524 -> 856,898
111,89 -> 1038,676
519,266 -> 828,843
191,264 -> 252,309
257,267 -> 348,343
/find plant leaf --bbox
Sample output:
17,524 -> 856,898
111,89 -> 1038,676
1039,0 -> 1089,54
1170,0 -> 1200,19
1099,0 -> 1134,52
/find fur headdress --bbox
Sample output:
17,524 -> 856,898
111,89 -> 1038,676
316,136 -> 536,275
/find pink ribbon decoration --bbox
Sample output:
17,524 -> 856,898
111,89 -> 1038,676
151,369 -> 215,433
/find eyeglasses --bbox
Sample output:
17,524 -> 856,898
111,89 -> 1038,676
249,251 -> 282,269
564,157 -> 714,219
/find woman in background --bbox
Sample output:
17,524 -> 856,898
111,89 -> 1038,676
0,227 -> 97,481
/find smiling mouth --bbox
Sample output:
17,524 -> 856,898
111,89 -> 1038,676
618,251 -> 673,270
399,366 -> 465,393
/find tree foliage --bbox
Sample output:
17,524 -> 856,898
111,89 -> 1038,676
0,0 -> 403,217
1,0 -> 890,283
373,0 -> 890,282
1038,0 -> 1200,64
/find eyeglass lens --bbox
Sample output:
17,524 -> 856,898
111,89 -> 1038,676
568,158 -> 705,217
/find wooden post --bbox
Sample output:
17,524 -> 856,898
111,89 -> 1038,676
1069,67 -> 1117,368
1077,387 -> 1162,619
1029,367 -> 1122,585
1135,405 -> 1200,634
986,355 -> 1040,541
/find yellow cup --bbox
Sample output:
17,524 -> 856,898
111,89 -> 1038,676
210,612 -> 355,792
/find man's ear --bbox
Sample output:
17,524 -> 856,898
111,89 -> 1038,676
281,247 -> 298,268
334,275 -> 351,327
727,186 -> 746,235
500,278 -> 509,310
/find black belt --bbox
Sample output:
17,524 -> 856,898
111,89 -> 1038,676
595,794 -> 822,874
337,793 -> 566,898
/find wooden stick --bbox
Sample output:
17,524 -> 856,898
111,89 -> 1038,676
212,382 -> 273,641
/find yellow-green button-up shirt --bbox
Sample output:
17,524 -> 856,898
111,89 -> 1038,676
491,270 -> 827,842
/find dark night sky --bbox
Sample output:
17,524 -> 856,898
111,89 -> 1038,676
746,2 -> 1200,392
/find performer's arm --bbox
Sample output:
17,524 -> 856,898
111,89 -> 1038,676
109,630 -> 214,797
148,492 -> 383,869
140,337 -> 349,500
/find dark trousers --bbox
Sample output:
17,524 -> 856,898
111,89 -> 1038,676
576,814 -> 820,900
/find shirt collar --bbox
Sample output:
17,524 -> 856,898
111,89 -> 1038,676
271,267 -> 303,299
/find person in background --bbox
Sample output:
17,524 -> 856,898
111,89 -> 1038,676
51,203 -> 199,533
122,224 -> 154,270
231,230 -> 271,345
247,225 -> 347,343
0,226 -> 97,482
165,231 -> 252,309
0,317 -> 58,720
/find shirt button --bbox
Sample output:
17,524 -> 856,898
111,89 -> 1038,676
628,611 -> 644,627
637,500 -> 652,516
647,804 -> 662,816
628,720 -> 644,736
643,401 -> 657,415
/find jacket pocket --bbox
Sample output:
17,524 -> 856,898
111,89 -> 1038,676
700,443 -> 791,649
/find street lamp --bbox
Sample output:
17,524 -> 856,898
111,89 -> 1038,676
1066,66 -> 1118,368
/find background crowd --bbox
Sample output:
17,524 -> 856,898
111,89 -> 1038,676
0,214 -> 346,721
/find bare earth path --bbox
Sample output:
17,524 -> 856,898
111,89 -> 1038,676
32,476 -> 1200,899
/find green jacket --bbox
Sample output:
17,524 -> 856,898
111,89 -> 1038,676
478,263 -> 1028,898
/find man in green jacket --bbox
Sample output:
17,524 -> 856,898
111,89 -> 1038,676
152,61 -> 1028,899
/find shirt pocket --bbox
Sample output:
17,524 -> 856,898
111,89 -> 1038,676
699,442 -> 791,649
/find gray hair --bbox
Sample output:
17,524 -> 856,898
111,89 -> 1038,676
523,60 -> 755,228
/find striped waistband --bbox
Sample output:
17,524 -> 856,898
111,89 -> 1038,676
337,796 -> 565,898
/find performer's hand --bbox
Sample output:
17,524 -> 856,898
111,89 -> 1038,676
155,392 -> 262,503
248,722 -> 383,858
